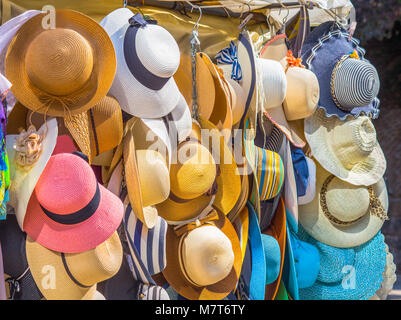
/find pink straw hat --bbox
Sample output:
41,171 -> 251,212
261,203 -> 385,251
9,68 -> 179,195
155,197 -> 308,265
23,153 -> 123,253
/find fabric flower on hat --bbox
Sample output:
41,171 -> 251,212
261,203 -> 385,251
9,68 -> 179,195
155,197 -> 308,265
14,125 -> 43,169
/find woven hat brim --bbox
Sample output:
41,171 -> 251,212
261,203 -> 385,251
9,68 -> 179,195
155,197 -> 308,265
264,198 -> 286,300
6,118 -> 58,230
162,209 -> 242,300
305,109 -> 386,186
23,183 -> 123,253
5,10 -> 116,117
26,236 -> 97,300
299,162 -> 388,248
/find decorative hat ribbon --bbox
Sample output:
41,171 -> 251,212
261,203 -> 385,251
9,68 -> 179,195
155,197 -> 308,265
173,209 -> 219,236
215,41 -> 243,81
286,50 -> 305,69
14,125 -> 44,169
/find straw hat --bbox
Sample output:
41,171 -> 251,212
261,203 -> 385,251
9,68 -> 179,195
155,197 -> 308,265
26,232 -> 122,300
156,118 -> 241,223
301,22 -> 380,120
299,161 -> 389,248
258,58 -> 305,148
5,9 -> 116,117
100,8 -> 181,118
123,121 -> 170,228
298,226 -> 386,300
174,52 -> 215,120
23,153 -> 124,253
260,34 -> 288,68
305,108 -> 386,186
264,197 -> 286,300
162,209 -> 242,300
6,118 -> 58,230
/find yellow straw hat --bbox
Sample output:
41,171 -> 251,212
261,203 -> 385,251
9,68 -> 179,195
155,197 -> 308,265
25,232 -> 122,300
5,9 -> 116,117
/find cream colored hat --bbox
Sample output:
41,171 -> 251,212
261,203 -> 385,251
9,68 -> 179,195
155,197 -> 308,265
283,66 -> 319,121
6,118 -> 58,230
305,108 -> 386,186
299,161 -> 389,248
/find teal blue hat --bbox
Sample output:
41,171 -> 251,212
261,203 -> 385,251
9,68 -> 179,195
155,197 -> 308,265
262,234 -> 281,285
297,225 -> 386,300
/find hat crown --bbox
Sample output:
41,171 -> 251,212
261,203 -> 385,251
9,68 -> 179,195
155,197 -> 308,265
333,58 -> 380,109
134,24 -> 180,78
258,58 -> 287,110
332,117 -> 377,168
182,225 -> 234,286
65,232 -> 122,286
25,28 -> 94,96
325,178 -> 370,222
35,153 -> 97,215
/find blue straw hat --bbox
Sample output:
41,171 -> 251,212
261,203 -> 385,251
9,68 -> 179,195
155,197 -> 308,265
297,225 -> 386,300
301,22 -> 380,120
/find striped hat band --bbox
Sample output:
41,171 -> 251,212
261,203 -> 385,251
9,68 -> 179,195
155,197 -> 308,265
331,57 -> 380,111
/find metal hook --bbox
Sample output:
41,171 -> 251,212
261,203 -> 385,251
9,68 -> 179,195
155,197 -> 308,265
123,0 -> 127,8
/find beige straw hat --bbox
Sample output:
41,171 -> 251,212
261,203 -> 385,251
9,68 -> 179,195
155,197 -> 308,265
26,232 -> 122,300
5,9 -> 116,117
162,209 -> 242,300
305,108 -> 386,186
299,161 -> 389,248
6,118 -> 58,230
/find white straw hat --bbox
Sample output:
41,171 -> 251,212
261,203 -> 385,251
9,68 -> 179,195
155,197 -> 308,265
299,161 -> 389,248
6,118 -> 58,230
305,108 -> 386,186
100,8 -> 181,118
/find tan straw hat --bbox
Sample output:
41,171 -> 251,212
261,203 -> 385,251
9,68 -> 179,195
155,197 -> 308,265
299,161 -> 389,248
5,9 -> 116,117
162,209 -> 242,300
26,232 -> 122,300
305,108 -> 386,186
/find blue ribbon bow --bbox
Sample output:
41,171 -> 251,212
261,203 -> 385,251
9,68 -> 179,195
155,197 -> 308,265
215,41 -> 243,81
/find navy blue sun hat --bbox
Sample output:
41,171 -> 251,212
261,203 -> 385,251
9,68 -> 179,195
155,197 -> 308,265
297,225 -> 386,300
301,22 -> 380,120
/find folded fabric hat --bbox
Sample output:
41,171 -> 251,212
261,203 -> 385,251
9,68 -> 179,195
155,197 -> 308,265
26,231 -> 122,300
301,21 -> 380,120
162,209 -> 242,300
298,156 -> 316,206
100,9 -> 181,118
23,153 -> 124,253
297,226 -> 387,300
156,118 -> 241,223
5,9 -> 116,117
305,108 -> 386,186
263,197 -> 287,300
6,118 -> 58,230
299,161 -> 389,248
0,214 -> 43,300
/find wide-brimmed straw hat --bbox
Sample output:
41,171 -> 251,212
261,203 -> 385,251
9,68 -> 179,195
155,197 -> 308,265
6,118 -> 58,230
100,8 -> 181,118
156,118 -> 241,223
162,208 -> 242,300
23,153 -> 124,253
297,226 -> 386,300
263,197 -> 286,300
301,21 -> 380,120
299,162 -> 389,248
305,108 -> 386,186
5,9 -> 116,117
26,232 -> 122,300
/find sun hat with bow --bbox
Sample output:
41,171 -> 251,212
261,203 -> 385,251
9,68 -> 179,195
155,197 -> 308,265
0,214 -> 43,300
5,9 -> 116,117
23,152 -> 124,253
26,231 -> 122,300
162,208 -> 242,300
6,118 -> 58,230
299,161 -> 389,248
297,225 -> 386,300
100,8 -> 181,118
301,21 -> 380,120
305,108 -> 386,186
